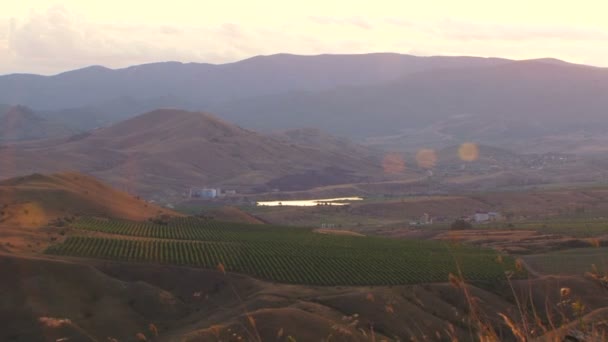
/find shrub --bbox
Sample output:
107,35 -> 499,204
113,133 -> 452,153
450,219 -> 472,230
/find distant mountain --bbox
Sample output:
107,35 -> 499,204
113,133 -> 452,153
209,59 -> 608,152
2,54 -> 607,153
0,109 -> 383,198
273,127 -> 379,158
0,53 -> 509,111
0,105 -> 75,142
0,54 -> 511,130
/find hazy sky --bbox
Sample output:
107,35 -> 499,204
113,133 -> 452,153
2,0 -> 608,74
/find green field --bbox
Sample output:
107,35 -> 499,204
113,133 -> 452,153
523,247 -> 608,276
46,217 -> 524,286
486,217 -> 608,238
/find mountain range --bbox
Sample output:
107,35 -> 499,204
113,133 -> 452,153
2,53 -> 607,154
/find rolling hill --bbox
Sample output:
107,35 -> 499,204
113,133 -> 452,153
0,109 -> 384,198
0,53 -> 509,112
0,171 -> 180,254
208,59 -> 608,153
2,54 -> 608,154
0,105 -> 75,142
0,172 -> 176,226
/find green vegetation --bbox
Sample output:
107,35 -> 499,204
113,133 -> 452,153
523,247 -> 608,276
450,219 -> 473,230
47,217 -> 523,286
501,219 -> 608,237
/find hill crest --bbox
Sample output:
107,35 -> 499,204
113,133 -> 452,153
0,171 -> 180,226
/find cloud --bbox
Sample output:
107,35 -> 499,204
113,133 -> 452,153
2,6 -> 608,74
308,16 -> 373,30
385,17 -> 608,41
438,19 -> 608,41
1,6 -> 259,73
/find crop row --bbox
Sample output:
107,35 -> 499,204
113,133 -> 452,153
46,236 -> 521,285
70,218 -> 490,254
70,217 -> 307,242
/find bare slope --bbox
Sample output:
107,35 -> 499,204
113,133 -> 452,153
0,253 -> 187,342
5,253 -> 607,341
210,59 -> 608,152
0,105 -> 75,142
0,109 -> 383,197
0,172 -> 180,253
0,172 -> 176,225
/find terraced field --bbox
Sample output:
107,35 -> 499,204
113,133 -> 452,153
46,217 -> 524,285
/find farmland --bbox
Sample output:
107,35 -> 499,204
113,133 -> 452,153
523,247 -> 608,276
46,217 -> 523,286
499,219 -> 608,238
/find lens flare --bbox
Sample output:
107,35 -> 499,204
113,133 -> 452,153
415,148 -> 437,169
458,143 -> 479,162
382,152 -> 405,174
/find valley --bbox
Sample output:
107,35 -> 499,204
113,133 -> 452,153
2,50 -> 608,342
1,171 -> 608,341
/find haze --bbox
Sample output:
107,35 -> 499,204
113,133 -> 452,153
3,0 -> 608,74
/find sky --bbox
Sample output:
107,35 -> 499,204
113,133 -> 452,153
2,0 -> 608,75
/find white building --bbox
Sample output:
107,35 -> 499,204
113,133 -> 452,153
474,212 -> 490,223
189,188 -> 218,199
473,212 -> 501,223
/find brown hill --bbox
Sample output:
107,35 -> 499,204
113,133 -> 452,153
5,252 -> 606,342
0,172 -> 177,225
0,253 -> 187,342
0,109 -> 383,198
0,105 -> 75,142
0,172 -> 180,253
273,127 -> 379,159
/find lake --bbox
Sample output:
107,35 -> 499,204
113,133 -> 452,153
256,197 -> 363,207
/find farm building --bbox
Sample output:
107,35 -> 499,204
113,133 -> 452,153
189,188 -> 219,199
473,211 -> 501,223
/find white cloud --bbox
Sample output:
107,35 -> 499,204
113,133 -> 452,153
0,6 -> 262,74
2,5 -> 608,75
308,16 -> 373,30
385,17 -> 608,42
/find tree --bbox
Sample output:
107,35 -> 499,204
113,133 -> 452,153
450,219 -> 472,230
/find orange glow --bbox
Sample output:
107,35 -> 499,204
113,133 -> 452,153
415,148 -> 437,169
458,143 -> 479,162
382,152 -> 405,174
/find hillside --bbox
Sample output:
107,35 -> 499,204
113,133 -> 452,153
0,171 -> 180,254
0,53 -> 509,113
0,172 -> 176,224
0,253 -> 187,342
209,59 -> 608,153
0,110 -> 384,198
0,105 -> 75,142
3,55 -> 608,154
273,127 -> 379,158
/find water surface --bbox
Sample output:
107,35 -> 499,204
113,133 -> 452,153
257,197 -> 363,207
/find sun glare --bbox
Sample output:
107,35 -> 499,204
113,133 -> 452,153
458,143 -> 479,162
382,152 -> 406,174
416,148 -> 437,169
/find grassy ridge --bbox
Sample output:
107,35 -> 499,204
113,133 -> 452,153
47,218 -> 523,286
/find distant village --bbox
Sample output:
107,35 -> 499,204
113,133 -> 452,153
409,211 -> 502,226
188,187 -> 237,199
